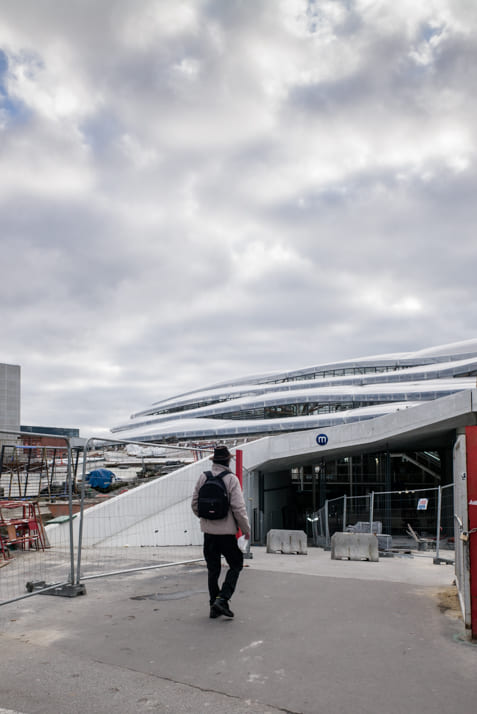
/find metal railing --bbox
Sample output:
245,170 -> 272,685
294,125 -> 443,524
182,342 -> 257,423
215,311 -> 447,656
1,432 -> 216,607
0,429 -> 76,605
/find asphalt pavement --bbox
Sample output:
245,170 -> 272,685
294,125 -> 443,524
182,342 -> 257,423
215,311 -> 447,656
0,547 -> 476,714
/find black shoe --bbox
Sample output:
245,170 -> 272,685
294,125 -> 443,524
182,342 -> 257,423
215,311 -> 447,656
209,606 -> 220,619
212,597 -> 234,618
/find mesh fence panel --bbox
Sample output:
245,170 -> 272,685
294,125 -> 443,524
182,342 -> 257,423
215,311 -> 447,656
438,483 -> 455,553
346,495 -> 371,531
1,500 -> 73,605
311,486 -> 454,557
328,497 -> 345,536
1,437 -> 209,605
312,505 -> 328,547
74,468 -> 204,582
374,488 -> 438,540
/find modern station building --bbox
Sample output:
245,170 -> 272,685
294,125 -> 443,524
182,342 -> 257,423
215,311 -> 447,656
112,339 -> 477,444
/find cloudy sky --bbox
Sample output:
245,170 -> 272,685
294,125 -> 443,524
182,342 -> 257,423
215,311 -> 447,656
1,0 -> 476,437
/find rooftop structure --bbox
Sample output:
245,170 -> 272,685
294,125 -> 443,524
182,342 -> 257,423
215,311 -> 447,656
112,339 -> 477,443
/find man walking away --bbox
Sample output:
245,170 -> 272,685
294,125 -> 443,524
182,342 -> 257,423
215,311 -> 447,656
191,445 -> 251,619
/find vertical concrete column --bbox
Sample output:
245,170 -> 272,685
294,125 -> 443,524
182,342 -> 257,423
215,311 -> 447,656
465,426 -> 477,639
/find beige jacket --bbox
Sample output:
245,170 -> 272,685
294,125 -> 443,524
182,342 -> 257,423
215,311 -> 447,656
191,462 -> 251,536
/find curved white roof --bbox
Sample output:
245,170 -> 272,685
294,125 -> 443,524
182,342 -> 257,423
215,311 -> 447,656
112,339 -> 477,442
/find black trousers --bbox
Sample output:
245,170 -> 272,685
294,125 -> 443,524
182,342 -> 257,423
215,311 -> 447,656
203,533 -> 244,604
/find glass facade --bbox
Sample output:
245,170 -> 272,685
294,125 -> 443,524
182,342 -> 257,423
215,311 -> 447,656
111,339 -> 477,442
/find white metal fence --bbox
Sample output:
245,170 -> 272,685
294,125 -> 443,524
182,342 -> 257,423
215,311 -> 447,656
0,432 -> 211,606
309,484 -> 455,562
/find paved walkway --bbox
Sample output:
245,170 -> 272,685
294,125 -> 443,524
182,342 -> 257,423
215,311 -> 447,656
0,547 -> 476,714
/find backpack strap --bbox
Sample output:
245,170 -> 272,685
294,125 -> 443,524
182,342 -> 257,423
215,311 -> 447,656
204,469 -> 230,481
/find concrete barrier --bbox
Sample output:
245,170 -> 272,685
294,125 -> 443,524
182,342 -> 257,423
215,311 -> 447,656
266,529 -> 307,554
331,532 -> 379,562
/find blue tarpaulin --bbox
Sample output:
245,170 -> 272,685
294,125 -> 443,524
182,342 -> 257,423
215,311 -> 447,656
86,468 -> 116,489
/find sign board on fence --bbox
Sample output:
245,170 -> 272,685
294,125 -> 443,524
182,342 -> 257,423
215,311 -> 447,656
417,498 -> 428,511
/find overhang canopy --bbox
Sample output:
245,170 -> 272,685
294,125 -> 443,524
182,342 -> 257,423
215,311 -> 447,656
242,390 -> 477,474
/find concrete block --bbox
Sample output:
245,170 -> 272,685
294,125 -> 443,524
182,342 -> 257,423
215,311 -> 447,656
266,529 -> 307,555
331,532 -> 379,562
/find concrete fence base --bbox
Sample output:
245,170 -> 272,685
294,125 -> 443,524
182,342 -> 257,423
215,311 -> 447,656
266,529 -> 307,555
331,532 -> 379,562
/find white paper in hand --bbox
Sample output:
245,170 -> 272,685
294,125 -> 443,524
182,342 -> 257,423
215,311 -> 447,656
237,534 -> 248,553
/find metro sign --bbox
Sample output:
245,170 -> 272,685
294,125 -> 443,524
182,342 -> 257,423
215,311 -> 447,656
316,433 -> 329,446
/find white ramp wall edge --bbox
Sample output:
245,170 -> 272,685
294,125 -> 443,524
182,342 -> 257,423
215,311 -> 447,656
97,499 -> 200,547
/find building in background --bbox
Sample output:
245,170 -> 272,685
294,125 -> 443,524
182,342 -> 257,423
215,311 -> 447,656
1,363 -> 80,464
0,363 -> 20,449
20,425 -> 80,460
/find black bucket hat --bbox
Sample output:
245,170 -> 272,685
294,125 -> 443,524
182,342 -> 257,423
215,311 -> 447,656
211,445 -> 232,464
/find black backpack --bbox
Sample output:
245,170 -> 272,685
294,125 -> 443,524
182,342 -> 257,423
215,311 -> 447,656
197,470 -> 230,520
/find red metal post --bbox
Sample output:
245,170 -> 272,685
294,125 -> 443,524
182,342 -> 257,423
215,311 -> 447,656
235,449 -> 243,489
235,449 -> 243,538
465,426 -> 477,639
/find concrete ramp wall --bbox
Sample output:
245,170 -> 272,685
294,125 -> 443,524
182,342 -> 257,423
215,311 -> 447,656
46,438 -> 271,547
47,457 -> 209,547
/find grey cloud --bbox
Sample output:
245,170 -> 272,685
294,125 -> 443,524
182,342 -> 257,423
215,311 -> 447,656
1,1 -> 476,434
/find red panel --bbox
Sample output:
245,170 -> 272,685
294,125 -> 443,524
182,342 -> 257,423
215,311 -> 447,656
465,426 -> 477,638
235,449 -> 243,489
235,449 -> 243,538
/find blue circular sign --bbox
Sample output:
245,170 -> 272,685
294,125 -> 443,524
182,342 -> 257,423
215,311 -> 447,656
316,433 -> 328,446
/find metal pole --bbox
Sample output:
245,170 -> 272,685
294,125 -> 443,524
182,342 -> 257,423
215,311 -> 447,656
76,437 -> 93,585
244,467 -> 253,559
435,485 -> 442,562
312,515 -> 318,546
51,448 -> 57,495
369,492 -> 374,533
312,468 -> 316,512
324,499 -> 330,548
66,439 -> 75,585
24,446 -> 32,498
343,494 -> 347,532
0,445 -> 4,499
